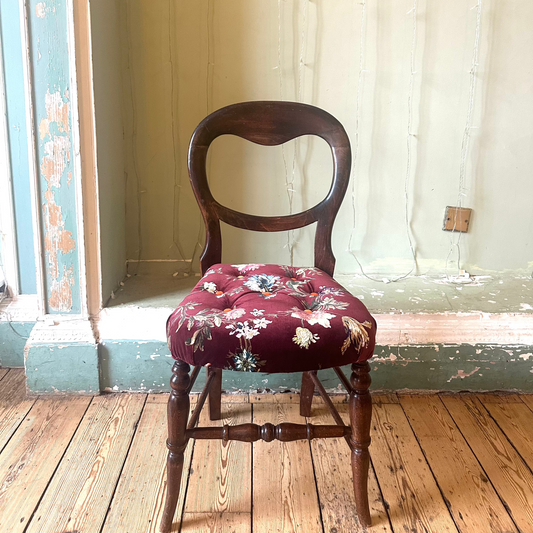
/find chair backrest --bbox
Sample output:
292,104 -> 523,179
188,101 -> 352,276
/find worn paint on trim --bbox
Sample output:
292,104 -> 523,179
28,0 -> 81,313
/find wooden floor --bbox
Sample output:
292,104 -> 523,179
1,368 -> 533,533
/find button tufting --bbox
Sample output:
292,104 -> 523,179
167,262 -> 376,374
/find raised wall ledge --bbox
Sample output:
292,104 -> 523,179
2,273 -> 532,392
99,271 -> 533,345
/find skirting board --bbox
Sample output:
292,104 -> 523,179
3,306 -> 532,392
99,341 -> 533,394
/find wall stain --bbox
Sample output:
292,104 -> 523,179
35,3 -> 46,19
40,89 -> 75,311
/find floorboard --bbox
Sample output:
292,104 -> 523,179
400,394 -> 518,533
442,394 -> 533,532
479,394 -> 533,472
181,512 -> 251,532
0,368 -> 9,381
101,395 -> 196,533
26,394 -> 145,533
370,402 -> 459,533
184,402 -> 252,514
0,383 -> 528,533
252,399 -> 322,533
309,400 -> 393,533
0,396 -> 91,533
0,368 -> 36,452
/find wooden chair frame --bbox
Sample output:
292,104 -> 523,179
161,102 -> 372,532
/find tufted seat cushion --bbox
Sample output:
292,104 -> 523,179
167,264 -> 376,374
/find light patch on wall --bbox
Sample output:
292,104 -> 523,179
447,367 -> 481,382
35,2 -> 46,18
40,90 -> 75,312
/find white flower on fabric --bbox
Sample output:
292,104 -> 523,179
292,327 -> 320,349
232,263 -> 264,273
253,318 -> 272,329
223,308 -> 246,320
226,321 -> 260,340
291,309 -> 335,328
251,309 -> 264,317
202,282 -> 217,293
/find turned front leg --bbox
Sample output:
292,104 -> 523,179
349,362 -> 372,528
160,361 -> 190,533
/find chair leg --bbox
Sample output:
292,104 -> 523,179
208,367 -> 222,421
160,361 -> 191,533
349,362 -> 372,528
300,371 -> 315,417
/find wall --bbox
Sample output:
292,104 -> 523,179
119,0 -> 532,277
90,0 -> 127,302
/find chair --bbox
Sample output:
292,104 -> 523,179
161,101 -> 376,532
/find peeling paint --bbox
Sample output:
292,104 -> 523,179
39,91 -> 75,311
519,353 -> 533,361
36,2 -> 46,18
447,367 -> 481,382
49,266 -> 74,312
29,2 -> 81,314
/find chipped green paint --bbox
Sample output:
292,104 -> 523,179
25,342 -> 99,393
0,322 -> 34,367
97,341 -> 533,393
28,0 -> 81,314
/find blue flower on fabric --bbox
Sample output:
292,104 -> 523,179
230,348 -> 265,372
244,274 -> 280,297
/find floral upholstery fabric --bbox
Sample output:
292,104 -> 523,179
166,264 -> 376,373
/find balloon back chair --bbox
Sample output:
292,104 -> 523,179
162,101 -> 376,532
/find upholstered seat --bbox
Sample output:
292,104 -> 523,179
167,263 -> 376,373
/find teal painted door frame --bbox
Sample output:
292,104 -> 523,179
0,0 -> 37,295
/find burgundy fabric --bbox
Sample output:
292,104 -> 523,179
167,264 -> 376,374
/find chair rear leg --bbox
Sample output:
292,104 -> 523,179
349,362 -> 372,528
160,361 -> 191,533
208,367 -> 222,421
300,371 -> 315,417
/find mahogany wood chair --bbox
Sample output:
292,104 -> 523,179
161,101 -> 376,532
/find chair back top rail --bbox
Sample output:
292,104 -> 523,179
188,101 -> 352,276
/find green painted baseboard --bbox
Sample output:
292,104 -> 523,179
3,326 -> 532,392
98,341 -> 533,393
25,343 -> 99,393
0,322 -> 34,367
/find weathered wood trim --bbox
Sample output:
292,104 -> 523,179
0,37 -> 19,296
66,0 -> 88,317
25,0 -> 83,314
20,0 -> 45,315
69,0 -> 102,318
